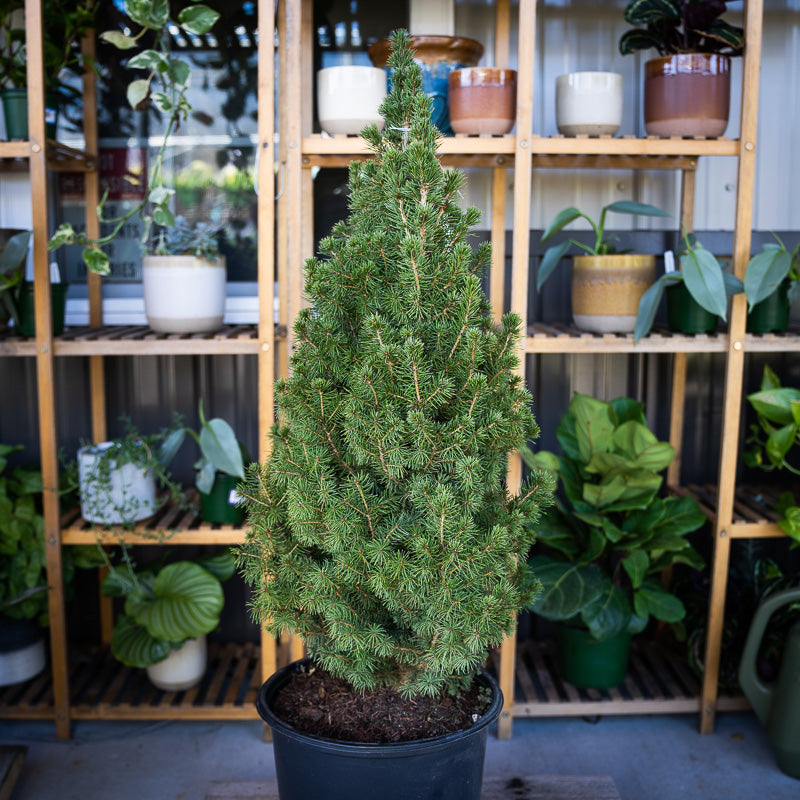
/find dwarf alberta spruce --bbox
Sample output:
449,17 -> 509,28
238,31 -> 552,696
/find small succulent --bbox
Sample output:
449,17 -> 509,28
619,0 -> 744,57
151,217 -> 220,262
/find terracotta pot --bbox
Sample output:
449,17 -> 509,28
644,53 -> 731,138
571,254 -> 655,333
368,35 -> 484,135
448,67 -> 516,135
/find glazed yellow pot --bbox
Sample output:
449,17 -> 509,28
571,254 -> 655,334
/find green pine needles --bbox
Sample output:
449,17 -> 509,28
238,30 -> 552,696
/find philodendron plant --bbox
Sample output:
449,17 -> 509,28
743,365 -> 800,544
537,200 -> 670,291
743,234 -> 800,312
102,547 -> 235,668
634,231 -> 743,342
185,399 -> 245,495
525,393 -> 705,641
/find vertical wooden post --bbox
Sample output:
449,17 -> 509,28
700,0 -> 763,735
490,166 -> 507,322
25,0 -> 69,739
497,0 -> 536,741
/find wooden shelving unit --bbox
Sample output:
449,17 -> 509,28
279,0 -> 782,740
5,0 -> 787,741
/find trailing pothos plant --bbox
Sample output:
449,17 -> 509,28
743,365 -> 800,544
634,231 -> 743,342
48,0 -> 220,276
619,0 -> 744,57
537,200 -> 670,292
100,545 -> 234,668
524,393 -> 706,642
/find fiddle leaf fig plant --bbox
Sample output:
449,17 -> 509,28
48,1 -> 220,276
619,0 -> 744,57
743,234 -> 800,312
525,393 -> 705,641
634,231 -> 743,342
743,365 -> 800,545
537,200 -> 670,291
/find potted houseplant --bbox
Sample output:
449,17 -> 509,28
743,235 -> 800,334
238,30 -> 553,800
185,399 -> 246,525
619,0 -> 744,137
75,417 -> 184,526
742,365 -> 800,545
634,231 -> 743,342
0,0 -> 99,140
100,546 -> 235,690
1,443 -> 102,685
537,200 -> 670,333
524,393 -> 705,689
142,217 -> 226,334
48,1 -> 220,276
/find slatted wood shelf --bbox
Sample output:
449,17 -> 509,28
0,323 -> 287,357
0,642 -> 264,721
502,639 -> 748,719
60,491 -> 248,546
0,139 -> 96,170
676,483 -> 792,539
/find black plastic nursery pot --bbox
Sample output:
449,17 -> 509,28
747,280 -> 791,334
666,281 -> 718,334
257,659 -> 503,800
14,282 -> 67,337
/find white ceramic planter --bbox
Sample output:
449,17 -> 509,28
78,442 -> 157,525
556,71 -> 623,137
146,636 -> 207,691
0,636 -> 46,687
317,65 -> 387,135
142,255 -> 226,334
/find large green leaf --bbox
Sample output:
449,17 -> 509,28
744,247 -> 791,310
603,200 -> 671,219
537,240 -> 572,291
623,0 -> 680,26
541,207 -> 584,242
111,613 -> 175,668
622,550 -> 649,588
633,580 -> 685,623
766,423 -> 798,467
528,556 -> 605,622
200,418 -> 245,479
178,4 -> 220,36
129,562 -> 224,642
612,420 -> 658,460
581,585 -> 632,641
569,393 -> 615,465
681,246 -> 729,319
748,387 -> 800,425
649,495 -> 706,538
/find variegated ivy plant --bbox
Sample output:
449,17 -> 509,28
48,0 -> 220,276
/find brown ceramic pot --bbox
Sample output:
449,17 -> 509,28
644,53 -> 731,138
571,254 -> 655,334
448,67 -> 516,134
367,35 -> 484,68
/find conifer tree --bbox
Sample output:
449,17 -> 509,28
239,30 -> 552,696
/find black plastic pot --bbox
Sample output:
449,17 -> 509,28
14,282 -> 67,337
257,659 -> 502,800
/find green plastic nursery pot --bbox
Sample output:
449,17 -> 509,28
747,281 -> 791,334
14,282 -> 67,337
199,473 -> 245,525
558,626 -> 631,690
257,659 -> 502,800
1,88 -> 28,140
666,281 -> 718,334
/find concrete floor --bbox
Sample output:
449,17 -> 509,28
1,711 -> 798,799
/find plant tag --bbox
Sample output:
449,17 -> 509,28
228,489 -> 242,505
663,250 -> 676,273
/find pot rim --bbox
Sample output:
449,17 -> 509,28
257,658 -> 503,756
368,35 -> 484,68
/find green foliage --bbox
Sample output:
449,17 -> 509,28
524,393 -> 705,641
185,399 -> 246,495
102,547 -> 235,668
47,1 -> 220,275
743,234 -> 800,312
537,200 -> 670,291
0,443 -> 102,626
743,365 -> 800,544
634,231 -> 743,342
151,217 -> 220,262
0,229 -> 31,324
619,0 -> 744,57
238,30 -> 553,696
72,416 -> 186,528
